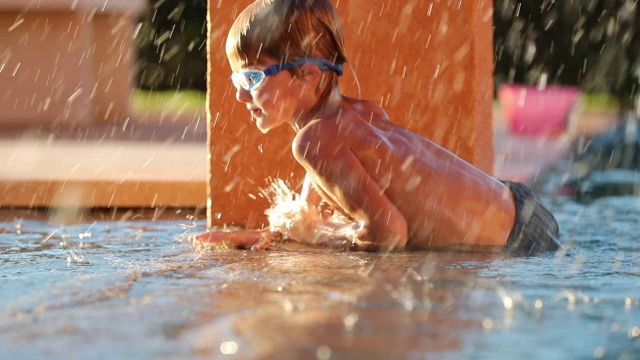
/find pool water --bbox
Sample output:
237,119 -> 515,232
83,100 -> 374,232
1,197 -> 639,359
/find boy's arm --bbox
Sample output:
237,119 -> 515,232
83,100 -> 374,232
300,173 -> 336,217
290,219 -> 385,252
300,173 -> 322,208
189,177 -> 393,252
293,126 -> 409,252
189,176 -> 332,252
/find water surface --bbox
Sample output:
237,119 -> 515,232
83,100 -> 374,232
0,198 -> 639,359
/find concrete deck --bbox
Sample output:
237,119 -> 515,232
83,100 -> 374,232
0,104 -> 619,209
0,110 -> 208,209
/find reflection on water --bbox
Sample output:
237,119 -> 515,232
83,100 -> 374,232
0,198 -> 639,359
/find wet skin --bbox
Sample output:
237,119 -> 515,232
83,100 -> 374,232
191,57 -> 516,252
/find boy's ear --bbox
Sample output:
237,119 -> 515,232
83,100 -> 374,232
299,63 -> 322,86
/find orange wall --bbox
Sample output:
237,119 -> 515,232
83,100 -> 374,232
0,5 -> 142,126
207,0 -> 494,228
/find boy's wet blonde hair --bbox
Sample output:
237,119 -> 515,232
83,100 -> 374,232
226,0 -> 348,97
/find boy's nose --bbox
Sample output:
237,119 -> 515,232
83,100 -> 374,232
235,87 -> 251,102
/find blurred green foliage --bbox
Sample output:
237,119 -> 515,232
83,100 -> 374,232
131,89 -> 206,114
134,0 -> 207,91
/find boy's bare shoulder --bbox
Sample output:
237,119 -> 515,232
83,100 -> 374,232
292,116 -> 349,150
292,109 -> 369,161
292,95 -> 392,157
344,97 -> 390,122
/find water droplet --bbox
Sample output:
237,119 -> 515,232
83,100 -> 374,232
502,296 -> 513,310
316,345 -> 331,360
220,341 -> 238,355
593,347 -> 605,358
343,312 -> 359,331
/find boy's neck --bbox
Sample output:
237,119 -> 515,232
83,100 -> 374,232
292,86 -> 343,132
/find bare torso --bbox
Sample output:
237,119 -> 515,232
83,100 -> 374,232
293,97 -> 514,250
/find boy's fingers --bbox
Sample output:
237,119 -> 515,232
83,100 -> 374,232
189,232 -> 211,243
188,233 -> 201,244
250,237 -> 271,251
189,231 -> 226,244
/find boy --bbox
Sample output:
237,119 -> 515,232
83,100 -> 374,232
191,0 -> 561,255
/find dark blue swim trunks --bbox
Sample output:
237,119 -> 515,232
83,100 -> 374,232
501,180 -> 562,256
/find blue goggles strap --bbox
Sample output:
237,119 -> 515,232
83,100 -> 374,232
263,58 -> 344,76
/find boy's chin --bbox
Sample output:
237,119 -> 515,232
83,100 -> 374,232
255,119 -> 272,134
255,116 -> 286,134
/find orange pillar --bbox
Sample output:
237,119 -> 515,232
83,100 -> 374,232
207,0 -> 494,228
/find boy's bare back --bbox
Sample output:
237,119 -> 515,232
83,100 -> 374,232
293,97 -> 515,250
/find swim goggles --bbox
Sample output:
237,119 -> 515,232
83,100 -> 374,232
231,57 -> 344,91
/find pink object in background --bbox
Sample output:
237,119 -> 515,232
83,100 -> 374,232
498,84 -> 580,136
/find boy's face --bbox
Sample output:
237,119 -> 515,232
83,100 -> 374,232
228,56 -> 305,134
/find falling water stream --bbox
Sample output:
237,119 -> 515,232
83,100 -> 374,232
1,193 -> 639,359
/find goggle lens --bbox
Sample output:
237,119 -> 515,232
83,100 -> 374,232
231,70 -> 265,91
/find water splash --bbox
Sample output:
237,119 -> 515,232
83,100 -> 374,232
41,228 -> 91,265
260,178 -> 362,248
59,240 -> 92,265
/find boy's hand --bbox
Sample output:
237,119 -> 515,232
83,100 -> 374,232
189,229 -> 280,251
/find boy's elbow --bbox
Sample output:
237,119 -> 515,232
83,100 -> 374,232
354,235 -> 406,253
385,214 -> 409,251
387,231 -> 408,252
357,219 -> 408,252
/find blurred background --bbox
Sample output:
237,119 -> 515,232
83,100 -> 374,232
494,0 -> 639,111
134,0 -> 639,110
3,0 -> 636,206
